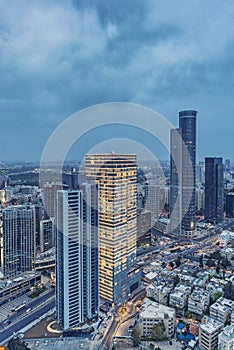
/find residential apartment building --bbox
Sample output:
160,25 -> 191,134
56,186 -> 99,330
199,317 -> 223,350
138,298 -> 175,338
187,288 -> 210,317
218,324 -> 234,350
210,297 -> 234,325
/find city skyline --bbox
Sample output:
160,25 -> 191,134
1,1 -> 234,348
0,0 -> 233,161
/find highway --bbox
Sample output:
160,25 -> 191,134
0,290 -> 55,344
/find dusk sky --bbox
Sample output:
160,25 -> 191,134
0,0 -> 234,162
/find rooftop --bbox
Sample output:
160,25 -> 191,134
219,324 -> 234,340
139,298 -> 175,319
200,317 -> 223,334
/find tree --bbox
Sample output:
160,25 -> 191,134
174,274 -> 180,286
224,282 -> 234,301
175,256 -> 182,267
7,338 -> 30,350
132,326 -> 142,346
212,291 -> 222,302
199,254 -> 204,268
210,250 -> 222,260
152,321 -> 166,341
206,259 -> 215,267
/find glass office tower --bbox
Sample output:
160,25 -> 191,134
86,154 -> 140,305
205,157 -> 224,223
170,110 -> 197,238
2,205 -> 35,278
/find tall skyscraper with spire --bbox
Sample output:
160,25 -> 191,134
170,110 -> 197,238
86,154 -> 140,305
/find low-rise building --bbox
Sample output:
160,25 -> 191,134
0,272 -> 41,305
147,284 -> 172,305
188,288 -> 210,317
179,274 -> 195,287
138,298 -> 175,338
218,324 -> 234,350
169,284 -> 191,314
210,297 -> 234,325
199,317 -> 223,350
219,231 -> 230,248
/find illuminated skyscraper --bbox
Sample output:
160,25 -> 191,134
205,157 -> 224,223
86,154 -> 140,305
170,110 -> 197,238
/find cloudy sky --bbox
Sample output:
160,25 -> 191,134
0,0 -> 234,162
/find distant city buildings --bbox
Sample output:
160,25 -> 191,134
226,193 -> 234,218
86,154 -> 140,305
137,210 -> 151,247
43,182 -> 66,219
170,110 -> 197,238
2,205 -> 36,278
145,182 -> 161,225
40,218 -> 55,253
205,157 -> 224,223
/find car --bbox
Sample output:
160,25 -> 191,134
3,319 -> 11,325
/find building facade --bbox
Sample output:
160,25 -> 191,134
209,297 -> 234,325
205,157 -> 224,223
170,110 -> 197,238
145,183 -> 161,225
2,205 -> 36,278
218,324 -> 234,350
86,154 -> 140,305
138,298 -> 175,338
56,186 -> 99,330
226,193 -> 234,218
199,317 -> 223,350
40,218 -> 55,253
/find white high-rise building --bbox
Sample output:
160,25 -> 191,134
56,190 -> 83,330
56,185 -> 99,330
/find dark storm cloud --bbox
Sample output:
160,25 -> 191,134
0,0 -> 233,160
